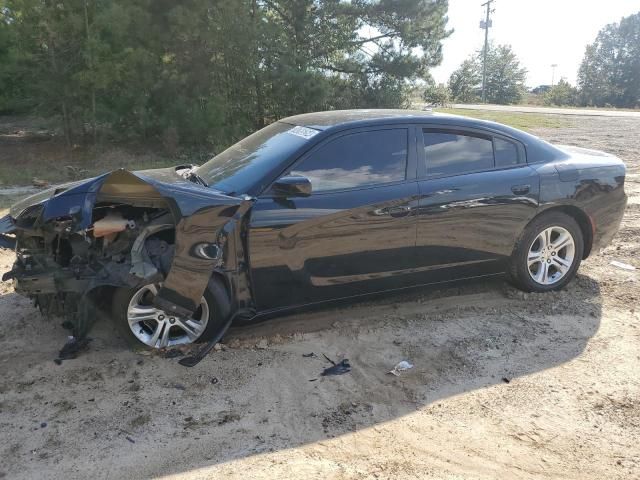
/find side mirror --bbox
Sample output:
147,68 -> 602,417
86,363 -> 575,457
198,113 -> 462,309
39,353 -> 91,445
271,175 -> 312,197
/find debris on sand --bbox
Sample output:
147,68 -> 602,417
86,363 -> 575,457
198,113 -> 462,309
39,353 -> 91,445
54,336 -> 92,364
320,354 -> 351,376
321,359 -> 351,376
163,348 -> 184,359
217,412 -> 241,425
388,360 -> 413,376
610,260 -> 636,271
31,178 -> 49,188
302,352 -> 316,358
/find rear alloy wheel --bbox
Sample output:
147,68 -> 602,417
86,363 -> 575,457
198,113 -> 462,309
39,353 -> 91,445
112,279 -> 230,349
510,212 -> 584,292
527,226 -> 576,285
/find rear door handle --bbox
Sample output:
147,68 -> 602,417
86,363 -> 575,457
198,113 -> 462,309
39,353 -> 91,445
384,205 -> 411,217
511,184 -> 530,195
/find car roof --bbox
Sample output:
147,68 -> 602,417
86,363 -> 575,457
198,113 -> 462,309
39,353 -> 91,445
280,109 -> 564,163
281,109 -> 434,129
282,108 -> 523,137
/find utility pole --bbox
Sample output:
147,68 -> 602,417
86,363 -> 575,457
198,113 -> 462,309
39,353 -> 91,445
480,0 -> 494,103
551,64 -> 558,86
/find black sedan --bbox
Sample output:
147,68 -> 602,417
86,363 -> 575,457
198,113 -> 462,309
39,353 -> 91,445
0,110 -> 627,353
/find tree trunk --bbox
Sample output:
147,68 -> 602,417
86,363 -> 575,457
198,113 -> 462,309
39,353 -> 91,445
254,73 -> 265,129
46,29 -> 72,146
251,0 -> 265,128
84,0 -> 97,143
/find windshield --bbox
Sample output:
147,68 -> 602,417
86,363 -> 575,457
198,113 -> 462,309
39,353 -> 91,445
197,122 -> 318,195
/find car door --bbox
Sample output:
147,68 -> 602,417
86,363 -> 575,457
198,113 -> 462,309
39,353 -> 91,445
247,126 -> 419,312
413,126 -> 540,282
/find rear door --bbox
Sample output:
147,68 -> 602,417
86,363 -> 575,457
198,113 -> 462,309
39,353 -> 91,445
248,126 -> 419,312
413,126 -> 540,282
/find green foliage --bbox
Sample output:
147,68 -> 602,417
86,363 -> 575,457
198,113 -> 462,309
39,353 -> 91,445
0,6 -> 24,113
0,0 -> 451,148
448,43 -> 527,105
448,59 -> 480,103
543,79 -> 578,107
483,45 -> 527,105
423,83 -> 450,106
578,12 -> 640,108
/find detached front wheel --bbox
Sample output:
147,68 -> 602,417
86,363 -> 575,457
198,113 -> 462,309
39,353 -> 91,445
112,279 -> 230,349
510,212 -> 584,292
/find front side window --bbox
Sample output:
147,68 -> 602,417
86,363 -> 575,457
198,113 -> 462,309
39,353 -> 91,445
289,129 -> 408,192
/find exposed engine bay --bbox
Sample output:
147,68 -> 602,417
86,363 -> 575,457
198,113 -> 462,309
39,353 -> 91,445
0,168 -> 255,350
8,203 -> 175,337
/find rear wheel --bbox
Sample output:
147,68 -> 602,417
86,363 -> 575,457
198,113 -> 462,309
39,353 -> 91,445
112,279 -> 230,349
510,212 -> 584,292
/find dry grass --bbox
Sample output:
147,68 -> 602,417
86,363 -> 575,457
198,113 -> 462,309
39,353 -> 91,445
434,107 -> 569,131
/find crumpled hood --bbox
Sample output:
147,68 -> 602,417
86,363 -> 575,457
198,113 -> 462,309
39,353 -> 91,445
10,165 -> 195,219
10,166 -> 242,229
9,179 -> 89,219
5,166 -> 255,320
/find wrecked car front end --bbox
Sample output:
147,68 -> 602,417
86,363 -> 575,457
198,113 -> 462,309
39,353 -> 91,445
0,168 -> 254,347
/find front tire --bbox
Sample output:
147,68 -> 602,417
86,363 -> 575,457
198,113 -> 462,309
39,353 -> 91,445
510,212 -> 584,292
112,279 -> 230,349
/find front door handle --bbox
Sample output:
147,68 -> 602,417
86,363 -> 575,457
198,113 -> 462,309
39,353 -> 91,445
511,184 -> 530,195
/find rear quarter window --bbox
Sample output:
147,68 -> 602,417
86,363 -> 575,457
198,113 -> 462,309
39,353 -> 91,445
494,137 -> 520,167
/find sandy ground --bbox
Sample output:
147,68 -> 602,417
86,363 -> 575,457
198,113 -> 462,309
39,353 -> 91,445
0,116 -> 639,480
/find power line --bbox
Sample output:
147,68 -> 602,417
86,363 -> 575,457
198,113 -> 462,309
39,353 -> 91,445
480,0 -> 495,103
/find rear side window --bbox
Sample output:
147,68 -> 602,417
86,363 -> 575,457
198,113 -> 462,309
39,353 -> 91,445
423,129 -> 521,176
423,131 -> 493,176
290,129 -> 407,192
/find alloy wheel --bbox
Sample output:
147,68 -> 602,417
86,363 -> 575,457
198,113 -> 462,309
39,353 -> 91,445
126,284 -> 210,348
527,226 -> 576,286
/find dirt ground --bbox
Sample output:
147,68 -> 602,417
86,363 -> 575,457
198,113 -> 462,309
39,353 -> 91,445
0,116 -> 639,480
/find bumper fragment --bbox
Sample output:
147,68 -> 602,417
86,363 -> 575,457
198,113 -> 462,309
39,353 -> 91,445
0,214 -> 16,249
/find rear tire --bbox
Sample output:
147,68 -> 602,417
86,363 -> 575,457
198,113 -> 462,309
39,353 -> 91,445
509,212 -> 584,292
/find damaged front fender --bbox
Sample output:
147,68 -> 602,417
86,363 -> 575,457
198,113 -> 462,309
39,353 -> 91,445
2,167 -> 254,337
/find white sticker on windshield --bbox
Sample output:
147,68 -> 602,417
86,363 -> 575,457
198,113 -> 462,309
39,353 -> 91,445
287,125 -> 319,139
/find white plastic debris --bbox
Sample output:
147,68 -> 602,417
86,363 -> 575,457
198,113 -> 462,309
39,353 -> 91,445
610,260 -> 636,271
388,360 -> 414,376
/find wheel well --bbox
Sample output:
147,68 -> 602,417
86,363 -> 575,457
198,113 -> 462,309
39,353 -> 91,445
210,270 -> 232,302
535,206 -> 594,259
145,227 -> 232,302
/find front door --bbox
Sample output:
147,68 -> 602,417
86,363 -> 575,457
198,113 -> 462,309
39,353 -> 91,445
248,126 -> 419,312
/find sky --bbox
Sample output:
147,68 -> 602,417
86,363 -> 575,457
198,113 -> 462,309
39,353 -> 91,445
430,0 -> 640,88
